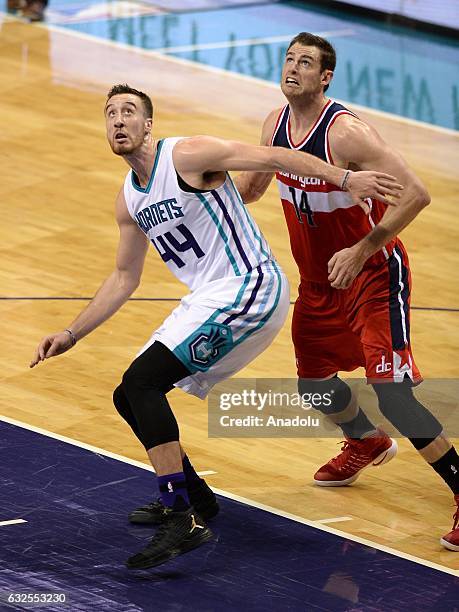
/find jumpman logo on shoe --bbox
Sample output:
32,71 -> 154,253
189,514 -> 204,533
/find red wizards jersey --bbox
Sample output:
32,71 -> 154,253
271,99 -> 400,282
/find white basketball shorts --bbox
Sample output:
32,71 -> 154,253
137,259 -> 290,399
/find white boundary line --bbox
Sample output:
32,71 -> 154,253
2,13 -> 456,137
208,485 -> 459,577
0,519 -> 27,527
316,516 -> 353,524
1,413 -> 458,577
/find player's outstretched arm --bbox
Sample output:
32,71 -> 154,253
233,108 -> 279,203
30,189 -> 148,367
173,134 -> 403,205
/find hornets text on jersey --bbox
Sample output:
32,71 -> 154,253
123,137 -> 273,291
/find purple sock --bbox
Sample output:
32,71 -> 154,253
157,472 -> 190,510
182,455 -> 203,488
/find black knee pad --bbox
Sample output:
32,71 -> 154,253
120,378 -> 180,449
119,342 -> 188,450
113,383 -> 143,443
372,381 -> 442,439
118,342 -> 190,450
298,376 -> 352,415
121,376 -> 179,450
113,384 -> 131,421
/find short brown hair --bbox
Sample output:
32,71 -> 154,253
287,33 -> 336,91
106,84 -> 153,119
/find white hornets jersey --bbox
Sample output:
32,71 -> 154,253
123,137 -> 272,291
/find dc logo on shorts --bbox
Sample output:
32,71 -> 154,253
181,324 -> 233,371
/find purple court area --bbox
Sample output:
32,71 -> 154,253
0,420 -> 458,611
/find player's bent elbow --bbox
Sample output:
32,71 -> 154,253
417,186 -> 431,208
422,191 -> 431,207
410,180 -> 431,210
126,275 -> 142,294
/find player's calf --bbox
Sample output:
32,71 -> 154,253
298,376 -> 377,439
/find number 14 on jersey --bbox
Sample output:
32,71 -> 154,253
288,186 -> 317,227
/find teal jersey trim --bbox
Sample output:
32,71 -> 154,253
223,181 -> 256,255
208,268 -> 254,325
233,264 -> 275,334
234,260 -> 283,347
172,270 -> 254,372
131,139 -> 164,193
196,192 -> 241,276
172,262 -> 283,374
227,174 -> 270,260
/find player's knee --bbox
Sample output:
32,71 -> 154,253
119,370 -> 178,449
121,366 -> 141,398
298,376 -> 352,415
113,383 -> 131,421
372,381 -> 442,438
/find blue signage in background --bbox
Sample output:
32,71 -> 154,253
45,1 -> 459,130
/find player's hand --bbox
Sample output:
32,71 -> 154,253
30,331 -> 75,368
345,171 -> 403,209
327,245 -> 366,290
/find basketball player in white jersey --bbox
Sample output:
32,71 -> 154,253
235,33 -> 459,551
30,84 -> 403,569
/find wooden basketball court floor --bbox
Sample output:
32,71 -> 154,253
1,15 -> 458,574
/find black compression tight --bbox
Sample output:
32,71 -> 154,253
113,341 -> 191,450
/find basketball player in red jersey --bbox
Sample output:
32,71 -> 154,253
235,33 -> 459,551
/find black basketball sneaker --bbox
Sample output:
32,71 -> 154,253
126,507 -> 213,569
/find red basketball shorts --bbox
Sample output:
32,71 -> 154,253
292,243 -> 422,383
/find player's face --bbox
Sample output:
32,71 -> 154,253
281,44 -> 332,99
104,94 -> 151,155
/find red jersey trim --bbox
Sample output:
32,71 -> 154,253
287,99 -> 333,149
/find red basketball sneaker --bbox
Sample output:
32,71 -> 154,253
440,495 -> 459,552
314,428 -> 398,486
